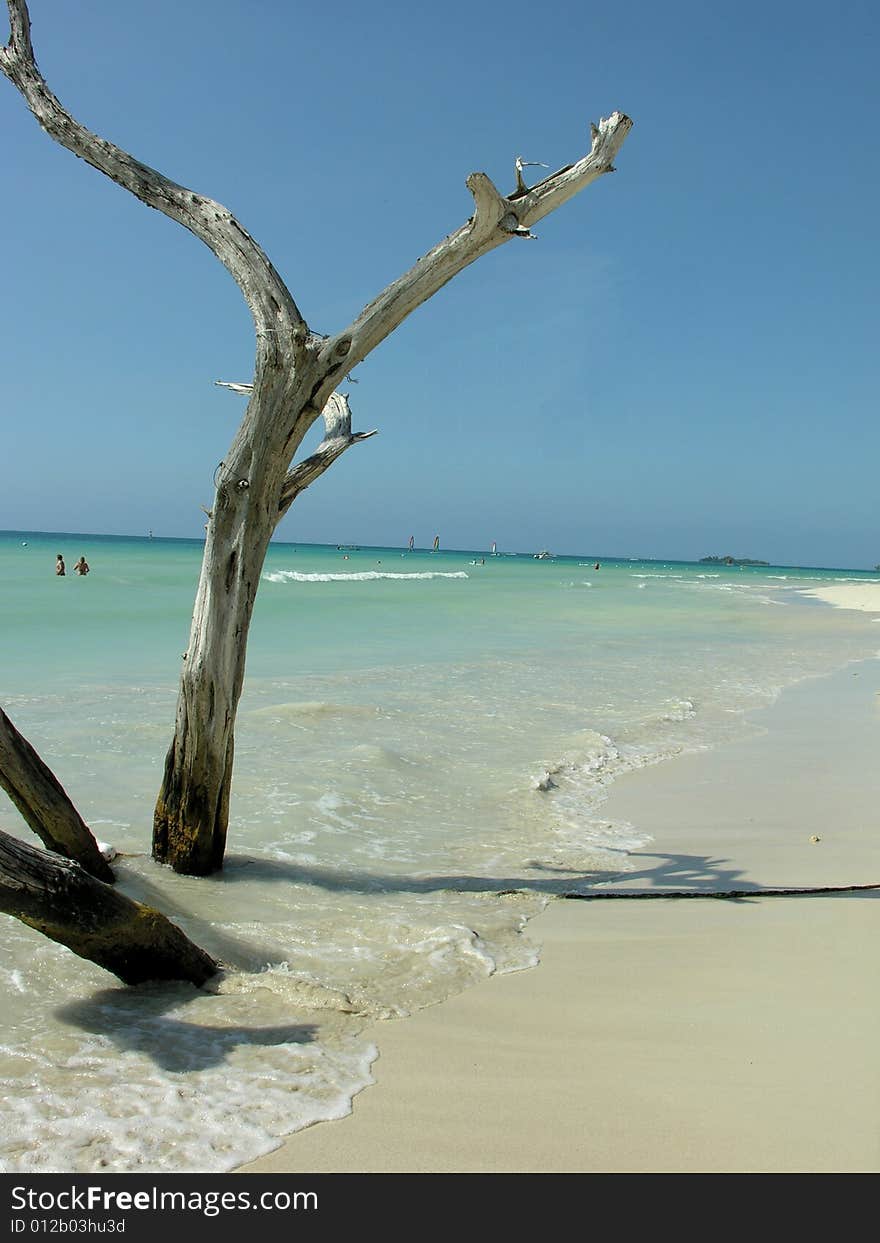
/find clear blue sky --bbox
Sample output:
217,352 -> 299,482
2,0 -> 878,567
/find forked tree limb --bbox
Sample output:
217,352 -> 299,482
2,0 -> 631,506
3,0 -> 631,459
0,829 -> 217,985
0,707 -> 114,883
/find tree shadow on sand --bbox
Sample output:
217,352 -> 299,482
217,850 -> 879,903
216,849 -> 750,896
106,847 -> 878,988
53,846 -> 875,1071
110,848 -> 772,976
55,982 -> 320,1073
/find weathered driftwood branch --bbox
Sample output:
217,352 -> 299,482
279,392 -> 377,513
557,883 -> 880,901
0,706 -> 114,882
316,111 -> 633,380
0,829 -> 217,984
0,0 -> 304,352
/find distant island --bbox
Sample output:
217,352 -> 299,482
699,555 -> 770,566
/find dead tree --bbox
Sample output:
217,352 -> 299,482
0,829 -> 217,985
2,0 -> 632,875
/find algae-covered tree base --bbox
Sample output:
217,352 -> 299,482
0,830 -> 217,985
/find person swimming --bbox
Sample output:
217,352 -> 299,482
55,554 -> 65,576
73,556 -> 90,576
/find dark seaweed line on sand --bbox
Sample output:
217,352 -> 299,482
551,882 -> 880,901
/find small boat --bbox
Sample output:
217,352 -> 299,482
490,540 -> 497,555
533,550 -> 554,559
337,544 -> 360,551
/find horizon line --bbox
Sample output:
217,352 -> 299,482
2,529 -> 877,576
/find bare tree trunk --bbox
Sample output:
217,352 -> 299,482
0,706 -> 114,883
0,829 -> 217,985
152,393 -> 380,874
152,480 -> 278,873
3,0 -> 632,877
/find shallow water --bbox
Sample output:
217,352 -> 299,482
1,530 -> 878,1171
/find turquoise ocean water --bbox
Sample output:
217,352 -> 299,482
1,529 -> 878,1171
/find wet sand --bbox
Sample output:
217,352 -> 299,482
238,634 -> 880,1173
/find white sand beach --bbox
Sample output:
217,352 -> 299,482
801,582 -> 880,612
239,597 -> 880,1174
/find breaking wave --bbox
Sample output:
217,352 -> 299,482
263,570 -> 469,584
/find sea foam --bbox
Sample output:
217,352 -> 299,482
263,569 -> 469,583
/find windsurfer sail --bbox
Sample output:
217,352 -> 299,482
432,535 -> 440,552
491,540 -> 497,555
408,535 -> 414,551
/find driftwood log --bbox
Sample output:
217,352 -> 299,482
0,706 -> 114,883
0,829 -> 217,985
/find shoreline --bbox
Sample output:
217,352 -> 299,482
238,630 -> 880,1173
798,582 -> 880,612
